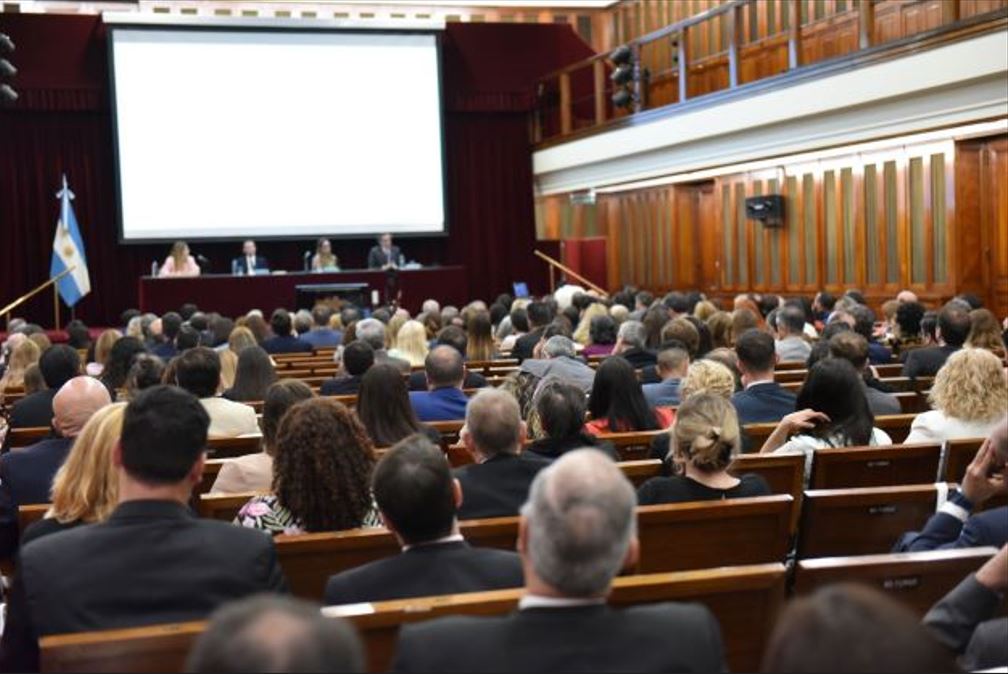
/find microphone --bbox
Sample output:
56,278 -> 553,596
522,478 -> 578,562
195,254 -> 210,272
303,250 -> 312,272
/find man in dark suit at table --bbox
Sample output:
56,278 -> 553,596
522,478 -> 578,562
8,344 -> 80,429
392,449 -> 726,673
324,435 -> 523,605
454,389 -> 549,520
231,240 -> 269,276
902,302 -> 970,380
731,328 -> 796,426
261,309 -> 312,355
0,385 -> 288,672
368,233 -> 402,270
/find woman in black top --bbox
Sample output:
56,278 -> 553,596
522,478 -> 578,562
526,381 -> 617,461
638,393 -> 770,504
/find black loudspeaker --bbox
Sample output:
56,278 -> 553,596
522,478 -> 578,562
745,194 -> 785,227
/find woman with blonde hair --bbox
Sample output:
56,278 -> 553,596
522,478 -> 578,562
706,311 -> 733,349
572,302 -> 609,346
86,329 -> 121,376
158,241 -> 200,277
385,313 -> 409,351
20,403 -> 125,545
1,338 -> 41,399
966,308 -> 1005,353
680,359 -> 737,401
693,300 -> 719,322
904,348 -> 1008,445
389,320 -> 429,368
466,311 -> 496,362
637,394 -> 770,504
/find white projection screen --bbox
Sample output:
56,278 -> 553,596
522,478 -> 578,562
109,28 -> 446,242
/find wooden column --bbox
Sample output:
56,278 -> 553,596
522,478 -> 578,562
593,59 -> 606,125
559,73 -> 572,136
787,0 -> 802,69
941,0 -> 961,24
858,0 -> 874,50
678,27 -> 690,103
727,4 -> 744,88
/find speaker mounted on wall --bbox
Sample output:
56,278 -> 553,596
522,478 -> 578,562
745,194 -> 785,227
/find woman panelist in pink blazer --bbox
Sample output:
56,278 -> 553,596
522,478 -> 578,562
158,241 -> 201,277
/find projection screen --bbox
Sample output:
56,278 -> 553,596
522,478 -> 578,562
109,28 -> 446,242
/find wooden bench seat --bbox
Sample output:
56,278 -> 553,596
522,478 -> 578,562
6,426 -> 51,448
39,563 -> 787,673
595,428 -> 670,461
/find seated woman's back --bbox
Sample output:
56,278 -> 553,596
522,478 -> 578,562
638,394 -> 770,505
357,364 -> 439,448
586,357 -> 673,435
235,397 -> 379,535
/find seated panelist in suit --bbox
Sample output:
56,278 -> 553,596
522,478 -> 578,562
453,389 -> 550,520
392,449 -> 726,673
368,232 -> 402,270
0,385 -> 288,672
325,435 -> 524,606
231,240 -> 269,276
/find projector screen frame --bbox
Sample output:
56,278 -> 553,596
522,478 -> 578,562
107,23 -> 451,245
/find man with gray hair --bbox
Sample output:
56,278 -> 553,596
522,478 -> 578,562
455,389 -> 549,519
356,317 -> 410,374
394,450 -> 725,672
519,335 -> 595,394
613,319 -> 657,369
774,305 -> 811,363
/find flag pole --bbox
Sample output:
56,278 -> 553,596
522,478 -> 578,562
53,284 -> 61,331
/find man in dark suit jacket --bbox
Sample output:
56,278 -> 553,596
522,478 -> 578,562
453,389 -> 549,520
392,450 -> 725,673
731,329 -> 796,426
261,309 -> 312,355
0,376 -> 111,560
8,344 -> 80,429
231,240 -> 269,276
895,421 -> 1007,552
408,326 -> 488,391
613,320 -> 658,370
150,312 -> 183,361
320,341 -> 375,397
510,301 -> 551,363
367,233 -> 402,270
0,385 -> 288,672
902,303 -> 971,380
325,436 -> 523,605
410,346 -> 471,422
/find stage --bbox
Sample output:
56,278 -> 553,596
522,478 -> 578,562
138,266 -> 468,317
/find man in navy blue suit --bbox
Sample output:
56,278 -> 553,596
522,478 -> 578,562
409,346 -> 470,422
0,376 -> 111,559
261,309 -> 312,355
731,329 -> 796,426
231,240 -> 269,276
896,418 -> 1007,552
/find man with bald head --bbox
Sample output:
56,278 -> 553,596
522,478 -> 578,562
0,376 -> 111,558
394,450 -> 725,672
409,345 -> 471,422
454,389 -> 549,519
897,289 -> 919,304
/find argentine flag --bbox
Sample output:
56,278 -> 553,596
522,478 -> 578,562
49,174 -> 91,307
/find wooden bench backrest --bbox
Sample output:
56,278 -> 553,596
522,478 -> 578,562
205,436 -> 262,459
943,438 -> 985,483
873,414 -> 918,444
195,459 -> 227,496
619,459 -> 663,487
595,428 -> 669,461
39,564 -> 787,674
808,443 -> 942,489
7,426 -> 51,448
797,484 -> 940,559
18,503 -> 49,535
794,547 -> 999,616
728,453 -> 804,501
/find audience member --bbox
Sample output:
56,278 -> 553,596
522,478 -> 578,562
466,311 -> 496,361
0,338 -> 40,399
641,305 -> 671,350
966,308 -> 1005,352
392,450 -> 725,672
320,341 -> 374,395
298,305 -> 342,349
410,345 -> 470,422
762,583 -> 954,673
847,303 -> 892,364
0,376 -> 111,558
8,344 -> 80,428
124,353 -> 166,400
642,346 -> 688,408
86,328 -> 120,376
390,319 -> 429,367
612,320 -> 657,369
99,336 -> 148,399
760,359 -> 892,484
175,347 -> 259,437
638,394 -> 770,504
660,317 -> 700,359
706,311 -> 733,349
223,345 -> 277,402
902,303 -> 971,379
356,318 -> 410,373
407,326 -> 488,391
455,389 -> 548,519
896,417 -> 1007,551
525,382 -> 616,461
586,357 -> 674,434
357,364 -> 440,447
21,364 -> 45,396
236,398 -> 379,534
0,385 -> 287,671
923,544 -> 1008,671
905,348 -> 1007,445
261,309 -> 312,355
828,332 -> 901,416
20,403 -> 125,546
325,435 -> 524,605
151,312 -> 183,360
519,336 -> 596,393
571,302 -> 606,346
187,595 -> 363,673
211,380 -> 313,495
499,306 -> 529,353
511,301 -> 551,363
730,307 -> 760,342
681,359 -> 737,400
774,305 -> 811,363
731,329 -> 796,425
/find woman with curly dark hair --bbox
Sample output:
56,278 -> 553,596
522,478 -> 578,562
99,336 -> 148,400
235,398 -> 380,535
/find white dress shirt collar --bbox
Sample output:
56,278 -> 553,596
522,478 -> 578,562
745,377 -> 776,390
402,533 -> 464,552
518,594 -> 606,610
